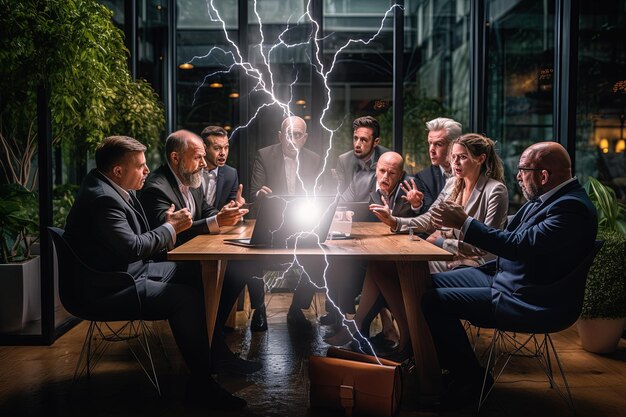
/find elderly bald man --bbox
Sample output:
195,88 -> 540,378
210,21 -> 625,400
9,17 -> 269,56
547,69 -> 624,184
424,142 -> 598,408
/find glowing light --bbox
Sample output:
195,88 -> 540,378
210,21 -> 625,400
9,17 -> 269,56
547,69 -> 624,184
228,91 -> 240,99
224,125 -> 232,131
616,139 -> 625,153
178,62 -> 194,70
600,138 -> 609,153
209,82 -> 223,88
295,99 -> 306,105
304,115 -> 311,120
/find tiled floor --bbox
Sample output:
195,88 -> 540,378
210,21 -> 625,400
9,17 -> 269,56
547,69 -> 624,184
1,293 -> 625,417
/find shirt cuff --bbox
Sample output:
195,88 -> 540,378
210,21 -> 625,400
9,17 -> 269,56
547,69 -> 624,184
460,216 -> 474,239
163,222 -> 176,249
207,215 -> 220,234
411,202 -> 423,211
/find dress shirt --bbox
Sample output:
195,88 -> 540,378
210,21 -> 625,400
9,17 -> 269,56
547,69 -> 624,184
203,168 -> 218,206
284,155 -> 298,195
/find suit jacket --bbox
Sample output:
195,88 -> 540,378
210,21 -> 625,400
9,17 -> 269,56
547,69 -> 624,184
139,164 -> 218,246
64,169 -> 172,278
335,145 -> 390,194
414,165 -> 447,214
202,164 -> 239,210
397,175 -> 509,260
249,143 -> 322,201
342,172 -> 416,220
464,178 -> 597,327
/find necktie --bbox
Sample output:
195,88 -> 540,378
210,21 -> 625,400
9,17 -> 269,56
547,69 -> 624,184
206,171 -> 217,206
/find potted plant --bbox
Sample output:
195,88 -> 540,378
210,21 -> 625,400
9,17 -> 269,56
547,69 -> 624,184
577,177 -> 626,354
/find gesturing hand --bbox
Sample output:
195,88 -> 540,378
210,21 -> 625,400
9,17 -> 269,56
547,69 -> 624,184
217,205 -> 249,227
369,195 -> 397,228
400,178 -> 424,208
165,204 -> 193,233
235,184 -> 246,207
430,201 -> 468,230
257,186 -> 272,199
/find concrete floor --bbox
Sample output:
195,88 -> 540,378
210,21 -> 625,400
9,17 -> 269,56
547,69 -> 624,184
1,292 -> 626,417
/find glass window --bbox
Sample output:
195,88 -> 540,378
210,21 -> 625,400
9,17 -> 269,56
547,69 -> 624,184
576,1 -> 626,200
486,0 -> 555,206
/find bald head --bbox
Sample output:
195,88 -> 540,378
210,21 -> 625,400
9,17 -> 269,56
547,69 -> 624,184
165,129 -> 206,188
378,151 -> 404,171
517,142 -> 572,199
279,116 -> 308,158
376,152 -> 404,195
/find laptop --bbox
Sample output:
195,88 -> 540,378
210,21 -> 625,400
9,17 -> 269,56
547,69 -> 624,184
224,195 -> 339,248
336,201 -> 377,222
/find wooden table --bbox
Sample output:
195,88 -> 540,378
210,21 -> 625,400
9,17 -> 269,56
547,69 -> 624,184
168,221 -> 453,394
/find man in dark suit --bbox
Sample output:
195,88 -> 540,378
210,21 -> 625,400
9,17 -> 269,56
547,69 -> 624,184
425,142 -> 598,407
413,117 -> 462,214
249,116 -> 324,329
64,136 -> 246,410
200,126 -> 267,332
139,130 -> 259,375
335,115 -> 390,199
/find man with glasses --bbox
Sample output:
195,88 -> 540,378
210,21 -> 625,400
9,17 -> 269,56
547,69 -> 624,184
423,142 -> 598,409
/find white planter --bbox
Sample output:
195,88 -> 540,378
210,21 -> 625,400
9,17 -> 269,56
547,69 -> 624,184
0,256 -> 41,333
576,317 -> 626,354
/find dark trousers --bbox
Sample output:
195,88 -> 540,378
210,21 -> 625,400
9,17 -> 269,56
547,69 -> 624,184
421,267 -> 496,380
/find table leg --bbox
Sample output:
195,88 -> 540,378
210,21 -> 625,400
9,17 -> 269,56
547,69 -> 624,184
396,260 -> 442,396
201,259 -> 227,347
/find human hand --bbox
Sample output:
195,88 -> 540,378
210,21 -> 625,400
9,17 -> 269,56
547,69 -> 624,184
165,204 -> 193,233
400,178 -> 424,208
217,205 -> 249,226
369,195 -> 397,228
430,201 -> 468,230
235,184 -> 246,207
257,186 -> 272,198
426,230 -> 443,244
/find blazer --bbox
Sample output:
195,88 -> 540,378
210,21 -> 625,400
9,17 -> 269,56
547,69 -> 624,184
464,179 -> 597,327
249,143 -> 322,201
335,145 -> 390,194
202,164 -> 239,210
414,165 -> 447,214
64,169 -> 172,278
342,172 -> 416,220
397,174 -> 509,259
139,164 -> 218,245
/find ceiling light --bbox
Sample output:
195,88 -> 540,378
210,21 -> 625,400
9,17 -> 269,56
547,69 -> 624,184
178,62 -> 194,70
209,82 -> 223,88
304,115 -> 311,120
228,92 -> 240,99
295,99 -> 306,105
224,125 -> 232,131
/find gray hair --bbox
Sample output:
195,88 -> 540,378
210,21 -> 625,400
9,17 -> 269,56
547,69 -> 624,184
425,117 -> 462,142
165,130 -> 201,163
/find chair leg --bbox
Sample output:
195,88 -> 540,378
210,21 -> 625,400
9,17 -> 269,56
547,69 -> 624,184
123,321 -> 161,396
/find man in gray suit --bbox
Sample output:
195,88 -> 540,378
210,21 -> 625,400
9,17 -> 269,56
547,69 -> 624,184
65,136 -> 246,410
335,116 -> 390,199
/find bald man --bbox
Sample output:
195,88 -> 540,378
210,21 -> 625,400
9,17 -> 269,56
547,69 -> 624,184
423,142 -> 598,408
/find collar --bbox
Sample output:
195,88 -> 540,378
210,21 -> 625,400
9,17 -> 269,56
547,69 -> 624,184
205,166 -> 219,178
98,170 -> 131,203
166,161 -> 186,190
439,165 -> 452,179
538,177 -> 577,203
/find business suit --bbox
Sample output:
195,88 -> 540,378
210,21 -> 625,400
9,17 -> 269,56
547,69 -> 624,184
249,143 -> 322,201
202,164 -> 238,211
397,175 -> 509,272
414,165 -> 448,214
421,178 -> 597,378
139,164 -> 250,354
65,169 -> 212,374
335,145 -> 390,195
201,164 -> 265,311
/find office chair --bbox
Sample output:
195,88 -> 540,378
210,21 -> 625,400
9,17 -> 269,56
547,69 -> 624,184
49,227 -> 164,395
477,240 -> 603,414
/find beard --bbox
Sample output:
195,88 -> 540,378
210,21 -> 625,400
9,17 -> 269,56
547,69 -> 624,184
520,181 -> 542,201
178,163 -> 203,188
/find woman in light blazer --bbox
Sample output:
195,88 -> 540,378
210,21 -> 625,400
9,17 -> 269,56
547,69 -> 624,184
325,133 -> 509,359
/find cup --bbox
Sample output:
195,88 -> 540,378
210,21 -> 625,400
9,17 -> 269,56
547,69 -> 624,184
330,208 -> 354,238
408,227 -> 421,241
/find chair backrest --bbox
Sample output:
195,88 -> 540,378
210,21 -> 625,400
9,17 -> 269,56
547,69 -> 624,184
507,240 -> 604,333
48,227 -> 141,321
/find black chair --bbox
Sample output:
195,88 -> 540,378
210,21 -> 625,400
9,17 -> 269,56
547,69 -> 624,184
48,227 -> 164,395
477,240 -> 604,414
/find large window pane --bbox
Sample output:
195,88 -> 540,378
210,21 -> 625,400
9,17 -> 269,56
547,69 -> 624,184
486,0 -> 555,206
576,1 -> 626,200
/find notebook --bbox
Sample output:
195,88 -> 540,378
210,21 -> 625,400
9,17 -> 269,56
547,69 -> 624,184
224,195 -> 339,248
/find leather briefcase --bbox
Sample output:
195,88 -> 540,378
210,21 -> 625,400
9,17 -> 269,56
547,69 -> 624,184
309,347 -> 402,417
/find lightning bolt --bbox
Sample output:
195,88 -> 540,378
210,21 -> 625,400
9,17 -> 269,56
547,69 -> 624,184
189,0 -> 402,361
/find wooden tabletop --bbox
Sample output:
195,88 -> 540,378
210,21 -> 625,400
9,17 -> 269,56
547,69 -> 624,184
168,221 -> 453,262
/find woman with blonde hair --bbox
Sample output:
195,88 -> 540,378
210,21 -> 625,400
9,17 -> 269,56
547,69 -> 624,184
325,133 -> 509,360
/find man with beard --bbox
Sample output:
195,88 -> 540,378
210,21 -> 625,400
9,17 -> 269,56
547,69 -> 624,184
200,126 -> 267,332
139,130 -> 261,375
64,136 -> 246,410
423,142 -> 598,408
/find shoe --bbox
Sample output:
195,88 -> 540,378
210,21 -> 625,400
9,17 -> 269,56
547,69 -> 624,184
186,377 -> 247,411
368,332 -> 399,353
319,310 -> 341,326
211,350 -> 262,375
287,307 -> 313,330
439,368 -> 494,411
323,325 -> 356,346
250,305 -> 268,332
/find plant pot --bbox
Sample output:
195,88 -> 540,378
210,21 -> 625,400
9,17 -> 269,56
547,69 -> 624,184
576,317 -> 626,354
0,256 -> 41,333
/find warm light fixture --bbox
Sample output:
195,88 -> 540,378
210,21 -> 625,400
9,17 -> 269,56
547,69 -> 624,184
616,139 -> 625,153
295,99 -> 306,105
178,62 -> 194,70
224,125 -> 232,131
600,138 -> 609,154
303,115 -> 311,120
209,82 -> 223,88
228,92 -> 240,99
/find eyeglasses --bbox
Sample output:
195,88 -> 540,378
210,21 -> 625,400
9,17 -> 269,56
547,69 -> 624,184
517,166 -> 551,174
285,131 -> 306,140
